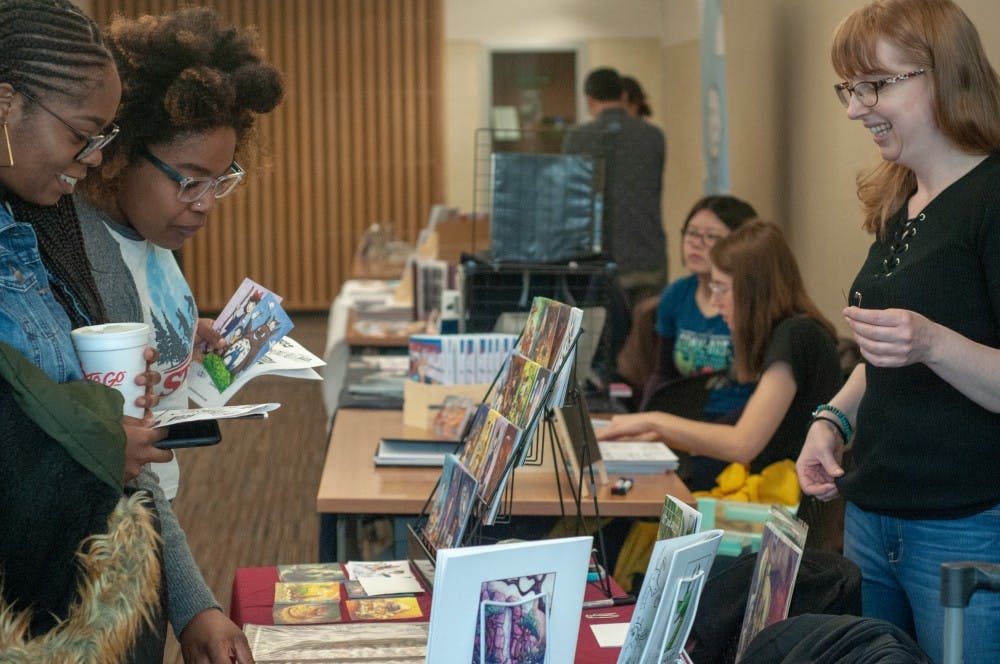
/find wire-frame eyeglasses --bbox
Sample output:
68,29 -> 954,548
16,87 -> 119,160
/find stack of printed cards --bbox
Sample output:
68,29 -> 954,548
271,563 -> 346,625
343,560 -> 424,621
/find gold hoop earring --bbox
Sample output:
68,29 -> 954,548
0,123 -> 13,167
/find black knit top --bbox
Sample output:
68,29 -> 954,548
839,153 -> 1000,519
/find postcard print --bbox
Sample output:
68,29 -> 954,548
492,352 -> 549,429
432,395 -> 478,441
345,560 -> 414,579
524,299 -> 572,370
422,454 -> 479,550
346,597 -> 423,621
656,495 -> 701,541
273,581 -> 340,604
735,522 -> 804,660
478,413 -> 522,507
458,405 -> 495,482
272,601 -> 342,625
244,622 -> 429,661
277,563 -> 346,583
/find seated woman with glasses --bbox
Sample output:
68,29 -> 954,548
644,195 -> 758,489
598,220 -> 842,485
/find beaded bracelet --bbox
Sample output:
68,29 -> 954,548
809,415 -> 848,445
812,403 -> 853,441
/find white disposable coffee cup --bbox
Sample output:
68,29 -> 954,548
71,322 -> 150,418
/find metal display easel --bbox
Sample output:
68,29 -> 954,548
406,326 -> 613,599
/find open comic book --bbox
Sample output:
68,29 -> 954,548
188,335 -> 325,407
187,279 -> 325,407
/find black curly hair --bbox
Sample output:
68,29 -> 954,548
80,6 -> 284,208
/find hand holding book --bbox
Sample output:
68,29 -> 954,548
186,278 -> 325,407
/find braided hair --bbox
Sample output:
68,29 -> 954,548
0,0 -> 114,328
79,6 -> 285,211
0,0 -> 110,99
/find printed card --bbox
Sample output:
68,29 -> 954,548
277,563 -> 346,583
273,582 -> 341,604
345,597 -> 423,621
272,602 -> 342,625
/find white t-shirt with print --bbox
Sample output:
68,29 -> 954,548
108,225 -> 197,499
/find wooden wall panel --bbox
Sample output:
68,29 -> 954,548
91,0 -> 443,311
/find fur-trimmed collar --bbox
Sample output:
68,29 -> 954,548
0,493 -> 161,663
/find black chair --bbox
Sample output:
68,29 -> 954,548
640,370 -> 727,419
639,370 -> 731,489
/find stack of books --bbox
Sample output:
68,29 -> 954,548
596,440 -> 679,474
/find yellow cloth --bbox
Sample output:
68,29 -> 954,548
612,521 -> 659,593
692,459 -> 800,506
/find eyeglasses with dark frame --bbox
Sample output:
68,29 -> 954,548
682,228 -> 727,246
142,149 -> 245,203
16,87 -> 119,160
834,69 -> 927,108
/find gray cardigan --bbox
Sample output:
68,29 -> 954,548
77,195 -> 220,636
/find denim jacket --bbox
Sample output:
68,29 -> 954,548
0,202 -> 84,382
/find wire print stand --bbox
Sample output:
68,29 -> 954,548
407,326 -> 613,599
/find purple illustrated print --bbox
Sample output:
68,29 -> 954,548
472,573 -> 554,663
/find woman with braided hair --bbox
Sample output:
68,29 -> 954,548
0,1 -> 171,661
0,2 -> 259,663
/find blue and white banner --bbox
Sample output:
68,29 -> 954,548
700,0 -> 730,194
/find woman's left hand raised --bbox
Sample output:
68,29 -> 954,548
843,305 -> 938,368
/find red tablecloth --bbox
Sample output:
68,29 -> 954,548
231,566 -> 633,663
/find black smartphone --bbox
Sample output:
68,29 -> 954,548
155,419 -> 222,450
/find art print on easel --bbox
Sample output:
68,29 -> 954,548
734,519 -> 805,661
415,296 -> 583,552
473,575 -> 554,664
422,454 -> 478,550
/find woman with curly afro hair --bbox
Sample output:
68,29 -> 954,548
77,5 -> 284,491
71,6 -> 283,662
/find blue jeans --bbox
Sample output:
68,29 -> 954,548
844,501 -> 1000,663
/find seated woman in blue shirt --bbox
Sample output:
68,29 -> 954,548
601,220 -> 842,480
646,195 -> 758,488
